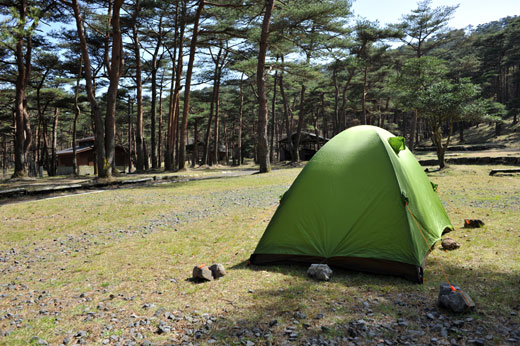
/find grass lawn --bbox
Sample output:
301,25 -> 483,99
0,164 -> 519,345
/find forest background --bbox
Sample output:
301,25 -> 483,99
0,0 -> 519,178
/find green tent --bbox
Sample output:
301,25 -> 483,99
250,125 -> 452,282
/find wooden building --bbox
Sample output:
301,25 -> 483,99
56,137 -> 129,175
186,139 -> 227,165
279,132 -> 329,161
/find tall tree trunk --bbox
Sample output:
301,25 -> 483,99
2,135 -> 7,177
13,0 -> 30,178
223,113 -> 228,165
409,110 -> 418,151
42,119 -> 50,173
270,71 -> 277,163
339,69 -> 355,130
35,115 -> 41,168
332,67 -> 339,135
71,0 -> 106,177
202,83 -> 215,165
143,139 -> 149,170
256,0 -> 275,173
321,93 -> 328,139
279,56 -> 293,161
212,77 -> 221,165
210,45 -> 223,165
150,16 -> 163,169
50,108 -> 59,176
165,54 -> 176,170
203,45 -> 224,165
238,74 -> 244,165
128,97 -> 133,173
158,71 -> 164,168
166,0 -> 185,171
73,57 -> 82,176
105,0 -> 125,177
178,0 -> 204,170
192,118 -> 199,167
23,107 -> 33,169
133,1 -> 145,172
293,84 -> 306,162
35,68 -> 51,170
362,65 -> 368,125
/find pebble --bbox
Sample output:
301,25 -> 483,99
157,322 -> 170,334
294,311 -> 306,319
74,331 -> 87,338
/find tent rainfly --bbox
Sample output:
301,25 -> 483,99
250,125 -> 453,283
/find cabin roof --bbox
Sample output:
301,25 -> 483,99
56,146 -> 93,156
279,131 -> 329,144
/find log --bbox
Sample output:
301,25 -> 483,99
489,169 -> 520,176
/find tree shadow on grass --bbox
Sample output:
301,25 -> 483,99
198,258 -> 520,345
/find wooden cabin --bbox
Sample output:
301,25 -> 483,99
186,139 -> 227,165
279,132 -> 329,161
56,137 -> 129,175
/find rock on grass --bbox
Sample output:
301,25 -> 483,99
307,264 -> 333,281
442,238 -> 461,250
192,266 -> 213,281
209,263 -> 226,279
438,283 -> 475,313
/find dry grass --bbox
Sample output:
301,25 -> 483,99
0,164 -> 519,345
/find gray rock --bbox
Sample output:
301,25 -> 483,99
442,238 -> 461,250
74,331 -> 87,338
431,324 -> 442,332
307,264 -> 333,281
157,322 -> 170,334
153,308 -> 165,318
192,266 -> 213,281
452,320 -> 464,327
209,263 -> 226,279
30,337 -> 48,345
294,311 -> 307,319
438,283 -> 475,313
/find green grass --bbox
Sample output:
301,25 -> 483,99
0,164 -> 519,345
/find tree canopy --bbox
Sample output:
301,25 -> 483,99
0,0 -> 518,176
